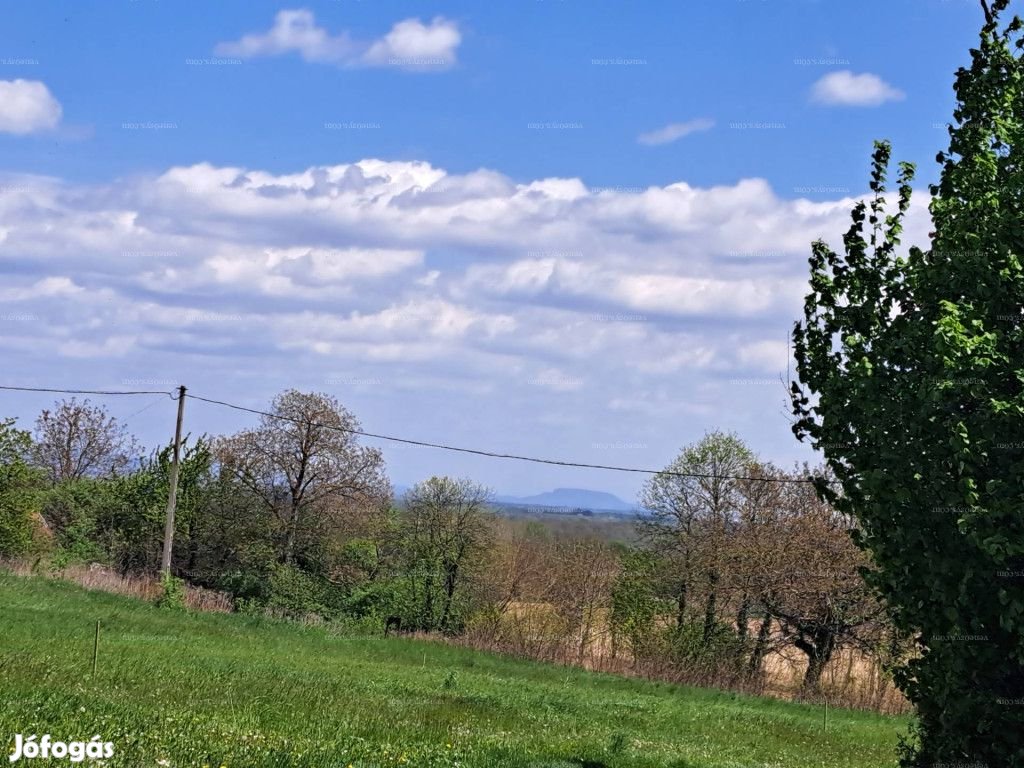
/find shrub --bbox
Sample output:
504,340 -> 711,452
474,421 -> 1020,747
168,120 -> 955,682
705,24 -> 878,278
339,576 -> 417,623
218,568 -> 273,604
39,480 -> 109,564
0,419 -> 45,559
264,564 -> 331,619
157,573 -> 187,611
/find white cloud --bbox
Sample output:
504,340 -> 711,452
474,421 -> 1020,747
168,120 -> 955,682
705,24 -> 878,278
363,17 -> 461,71
810,71 -> 905,107
462,259 -> 803,318
0,276 -> 82,301
0,80 -> 62,134
637,118 -> 714,146
737,339 -> 789,372
215,9 -> 460,71
0,159 -> 934,495
214,9 -> 353,62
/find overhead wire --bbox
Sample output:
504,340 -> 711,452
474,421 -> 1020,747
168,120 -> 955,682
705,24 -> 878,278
0,383 -> 817,484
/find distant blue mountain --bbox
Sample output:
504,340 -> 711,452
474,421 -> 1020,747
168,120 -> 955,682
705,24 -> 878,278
494,487 -> 636,512
393,484 -> 638,514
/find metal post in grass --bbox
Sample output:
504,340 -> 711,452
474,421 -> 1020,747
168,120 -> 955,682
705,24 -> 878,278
822,695 -> 828,733
92,620 -> 100,675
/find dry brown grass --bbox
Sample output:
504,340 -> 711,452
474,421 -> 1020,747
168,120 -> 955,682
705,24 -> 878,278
1,560 -> 234,613
456,602 -> 911,714
760,642 -> 908,713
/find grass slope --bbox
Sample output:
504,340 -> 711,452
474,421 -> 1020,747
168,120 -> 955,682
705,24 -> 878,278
0,573 -> 909,767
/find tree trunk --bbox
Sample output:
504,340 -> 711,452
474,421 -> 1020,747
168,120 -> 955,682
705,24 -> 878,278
796,629 -> 837,693
736,594 -> 750,641
803,651 -> 828,691
439,561 -> 459,632
186,525 -> 199,576
422,569 -> 435,630
282,503 -> 300,565
748,607 -> 773,675
675,580 -> 688,631
579,608 -> 591,665
283,435 -> 310,566
702,573 -> 718,645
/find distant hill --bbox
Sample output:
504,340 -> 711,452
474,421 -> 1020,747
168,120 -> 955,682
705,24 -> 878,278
394,484 -> 640,516
494,487 -> 636,513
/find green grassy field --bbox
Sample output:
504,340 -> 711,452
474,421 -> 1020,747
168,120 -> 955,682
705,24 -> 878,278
0,572 -> 910,768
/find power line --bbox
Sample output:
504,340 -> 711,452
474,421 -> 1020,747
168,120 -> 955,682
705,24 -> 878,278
124,395 -> 173,420
0,384 -> 175,397
187,392 -> 814,484
0,382 -> 816,484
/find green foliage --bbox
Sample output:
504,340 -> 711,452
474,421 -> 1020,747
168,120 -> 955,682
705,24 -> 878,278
217,567 -> 274,604
136,437 -> 213,573
612,549 -> 749,679
29,437 -> 225,579
224,563 -> 362,621
792,3 -> 1024,763
157,572 -> 186,611
0,572 -> 908,768
610,548 -> 661,656
264,564 -> 333,618
339,575 -> 415,621
40,478 -> 120,565
662,619 -> 748,671
399,476 -> 492,633
0,419 -> 45,558
325,612 -> 384,636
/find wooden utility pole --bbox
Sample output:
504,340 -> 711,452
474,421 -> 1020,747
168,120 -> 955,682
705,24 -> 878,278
160,385 -> 187,576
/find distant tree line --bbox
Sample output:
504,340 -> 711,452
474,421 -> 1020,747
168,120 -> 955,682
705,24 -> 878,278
0,390 -> 905,707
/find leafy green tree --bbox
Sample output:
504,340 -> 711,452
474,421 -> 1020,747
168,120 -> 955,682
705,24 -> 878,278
0,419 -> 45,558
792,2 -> 1024,762
41,437 -> 216,573
41,478 -> 119,564
400,477 -> 492,633
609,547 -> 660,661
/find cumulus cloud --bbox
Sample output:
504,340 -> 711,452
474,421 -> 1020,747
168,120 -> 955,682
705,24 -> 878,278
0,80 -> 62,134
810,70 -> 905,106
0,158 -> 934,493
362,17 -> 461,70
637,118 -> 714,146
215,9 -> 354,62
215,9 -> 461,71
462,259 -> 803,318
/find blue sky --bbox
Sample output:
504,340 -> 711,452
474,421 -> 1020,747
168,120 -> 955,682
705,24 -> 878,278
0,0 -> 984,500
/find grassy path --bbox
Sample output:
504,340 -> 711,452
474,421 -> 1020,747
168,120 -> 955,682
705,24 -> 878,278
0,573 -> 909,767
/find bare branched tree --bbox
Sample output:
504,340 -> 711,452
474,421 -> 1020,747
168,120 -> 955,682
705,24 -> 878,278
549,537 -> 619,663
637,431 -> 756,642
33,398 -> 140,484
751,470 -> 886,693
216,390 -> 389,566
